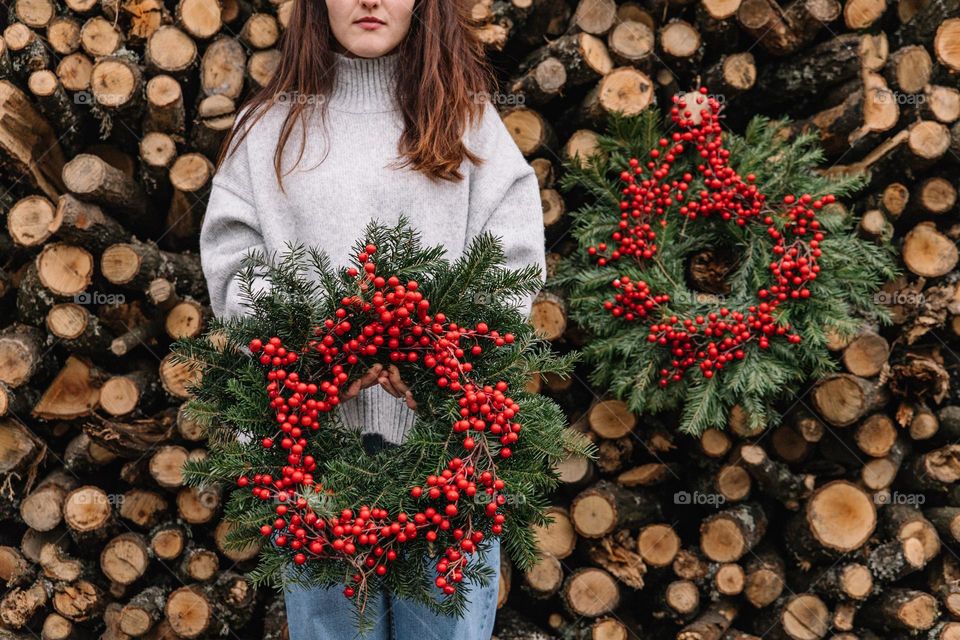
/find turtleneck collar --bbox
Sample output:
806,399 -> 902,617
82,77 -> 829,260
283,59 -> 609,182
327,50 -> 401,113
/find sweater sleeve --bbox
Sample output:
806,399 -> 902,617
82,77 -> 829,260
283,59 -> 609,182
200,112 -> 273,446
199,110 -> 270,321
465,102 -> 547,320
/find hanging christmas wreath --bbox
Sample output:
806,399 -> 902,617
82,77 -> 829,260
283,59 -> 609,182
552,89 -> 898,435
171,218 -> 591,627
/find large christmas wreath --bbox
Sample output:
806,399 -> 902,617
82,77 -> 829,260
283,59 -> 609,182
171,218 -> 591,627
552,89 -> 899,435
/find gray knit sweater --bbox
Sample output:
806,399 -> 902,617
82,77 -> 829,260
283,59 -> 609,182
199,50 -> 546,446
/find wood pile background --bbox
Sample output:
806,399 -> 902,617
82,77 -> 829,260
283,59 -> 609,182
0,0 -> 958,638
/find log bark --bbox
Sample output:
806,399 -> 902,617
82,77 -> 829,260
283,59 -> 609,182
737,0 -> 840,56
786,481 -> 877,564
570,479 -> 661,538
700,502 -> 767,562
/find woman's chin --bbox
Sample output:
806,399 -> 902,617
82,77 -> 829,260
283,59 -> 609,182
339,34 -> 399,57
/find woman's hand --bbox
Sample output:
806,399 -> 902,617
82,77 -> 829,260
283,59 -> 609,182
378,364 -> 418,411
340,363 -> 384,402
339,363 -> 417,411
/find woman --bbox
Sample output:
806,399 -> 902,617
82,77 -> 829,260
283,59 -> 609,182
199,0 -> 546,638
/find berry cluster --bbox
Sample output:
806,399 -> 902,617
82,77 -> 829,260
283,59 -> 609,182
588,88 -> 832,386
240,243 -> 521,602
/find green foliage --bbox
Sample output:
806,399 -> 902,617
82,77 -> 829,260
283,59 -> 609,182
170,216 -> 594,630
554,110 -> 900,435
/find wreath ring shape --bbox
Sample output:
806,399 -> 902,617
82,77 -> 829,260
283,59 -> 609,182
592,88 -> 833,387
175,219 -> 586,622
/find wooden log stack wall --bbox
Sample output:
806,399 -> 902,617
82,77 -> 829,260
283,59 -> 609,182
0,0 -> 958,638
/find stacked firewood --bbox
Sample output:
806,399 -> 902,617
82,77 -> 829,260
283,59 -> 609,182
499,369 -> 960,638
0,0 -> 958,638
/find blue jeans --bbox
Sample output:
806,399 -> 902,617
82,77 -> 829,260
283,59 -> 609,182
281,536 -> 500,640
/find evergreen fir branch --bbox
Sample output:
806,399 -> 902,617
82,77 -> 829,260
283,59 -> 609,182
346,214 -> 449,280
604,109 -> 664,160
501,510 -> 546,572
560,427 -> 598,459
485,339 -> 579,384
678,376 -> 726,434
244,549 -> 292,594
483,264 -> 550,298
739,393 -> 773,432
558,161 -> 620,211
498,467 -> 559,495
306,246 -> 341,305
425,231 -> 508,311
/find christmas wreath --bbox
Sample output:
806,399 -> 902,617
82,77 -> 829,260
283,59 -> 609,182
171,218 -> 591,627
552,89 -> 898,435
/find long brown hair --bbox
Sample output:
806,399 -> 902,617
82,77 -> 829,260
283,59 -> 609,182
214,0 -> 498,192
